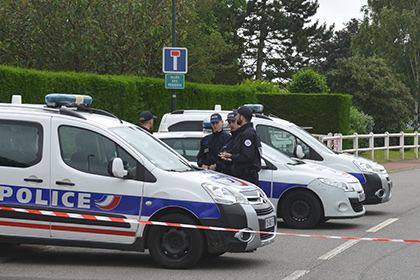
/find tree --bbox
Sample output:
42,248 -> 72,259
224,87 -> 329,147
0,0 -> 235,83
318,18 -> 360,74
327,56 -> 413,133
352,0 -> 420,129
0,0 -> 175,76
286,68 -> 330,93
241,0 -> 333,81
210,0 -> 248,84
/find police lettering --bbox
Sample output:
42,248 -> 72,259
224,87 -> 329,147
0,186 -> 91,209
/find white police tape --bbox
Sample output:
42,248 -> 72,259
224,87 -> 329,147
1,206 -> 418,243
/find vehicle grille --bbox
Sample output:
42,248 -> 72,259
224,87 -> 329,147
255,206 -> 274,216
349,198 -> 364,212
260,226 -> 276,240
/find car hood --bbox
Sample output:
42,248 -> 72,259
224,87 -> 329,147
176,169 -> 259,192
286,161 -> 361,184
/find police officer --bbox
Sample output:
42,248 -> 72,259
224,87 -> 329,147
219,106 -> 262,185
197,113 -> 230,171
139,111 -> 156,134
218,110 -> 240,175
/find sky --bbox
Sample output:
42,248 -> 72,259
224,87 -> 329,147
311,0 -> 368,31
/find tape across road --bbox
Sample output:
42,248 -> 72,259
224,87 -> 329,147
1,206 -> 419,244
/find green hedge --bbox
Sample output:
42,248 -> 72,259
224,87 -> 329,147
0,65 -> 256,126
257,92 -> 352,134
0,65 -> 351,134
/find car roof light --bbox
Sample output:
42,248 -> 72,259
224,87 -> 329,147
244,104 -> 264,113
45,93 -> 92,108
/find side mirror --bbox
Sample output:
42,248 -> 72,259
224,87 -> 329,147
294,145 -> 305,159
108,157 -> 128,178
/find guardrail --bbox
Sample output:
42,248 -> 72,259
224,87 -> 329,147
312,132 -> 420,161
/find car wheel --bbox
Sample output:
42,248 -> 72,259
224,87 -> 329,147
280,190 -> 323,229
148,213 -> 205,269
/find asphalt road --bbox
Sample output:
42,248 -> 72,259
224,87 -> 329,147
1,168 -> 420,280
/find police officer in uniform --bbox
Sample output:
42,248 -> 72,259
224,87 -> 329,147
219,110 -> 240,175
219,106 -> 262,185
139,111 -> 157,134
197,113 -> 230,171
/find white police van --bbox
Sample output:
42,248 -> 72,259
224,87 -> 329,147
0,95 -> 276,269
155,131 -> 366,229
158,105 -> 392,205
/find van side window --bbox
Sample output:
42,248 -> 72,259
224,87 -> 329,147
0,120 -> 42,168
59,126 -> 155,181
256,125 -> 322,160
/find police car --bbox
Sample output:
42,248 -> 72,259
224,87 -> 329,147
0,95 -> 276,269
155,131 -> 366,229
158,105 -> 392,205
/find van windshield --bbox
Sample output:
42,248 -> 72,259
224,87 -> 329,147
111,126 -> 193,171
291,125 -> 334,154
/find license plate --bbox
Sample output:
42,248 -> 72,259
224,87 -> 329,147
265,216 -> 275,228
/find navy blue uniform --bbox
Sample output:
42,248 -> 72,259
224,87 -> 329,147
230,123 -> 262,185
219,129 -> 241,175
197,130 -> 230,170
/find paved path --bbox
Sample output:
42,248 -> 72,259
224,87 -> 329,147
381,159 -> 420,173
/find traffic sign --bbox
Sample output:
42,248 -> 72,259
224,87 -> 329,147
165,74 -> 185,89
163,47 -> 188,73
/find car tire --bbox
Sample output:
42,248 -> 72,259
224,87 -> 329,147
280,190 -> 323,229
148,213 -> 205,269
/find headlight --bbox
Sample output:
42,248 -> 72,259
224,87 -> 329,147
318,178 -> 355,192
353,160 -> 374,173
202,183 -> 249,205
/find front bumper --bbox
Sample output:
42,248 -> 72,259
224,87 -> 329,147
200,202 -> 276,254
362,172 -> 392,204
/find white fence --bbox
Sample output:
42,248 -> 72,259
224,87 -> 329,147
313,132 -> 420,161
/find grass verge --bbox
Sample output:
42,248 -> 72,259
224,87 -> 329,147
356,149 -> 418,163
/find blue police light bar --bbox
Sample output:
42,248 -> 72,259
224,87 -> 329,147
244,104 -> 264,113
45,93 -> 92,107
202,120 -> 212,129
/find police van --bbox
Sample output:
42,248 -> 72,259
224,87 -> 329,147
0,95 -> 276,269
155,131 -> 366,229
158,105 -> 392,205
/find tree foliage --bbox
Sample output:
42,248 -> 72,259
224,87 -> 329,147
327,56 -> 413,133
0,0 -> 238,84
0,0 -> 176,76
318,18 -> 360,74
286,68 -> 330,93
241,0 -> 333,81
352,0 -> 420,129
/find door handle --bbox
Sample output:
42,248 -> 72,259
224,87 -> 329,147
55,181 -> 75,186
24,178 -> 43,183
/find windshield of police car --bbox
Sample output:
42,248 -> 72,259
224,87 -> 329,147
291,124 -> 334,154
111,126 -> 193,171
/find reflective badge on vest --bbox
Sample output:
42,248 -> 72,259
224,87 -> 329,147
244,139 -> 252,147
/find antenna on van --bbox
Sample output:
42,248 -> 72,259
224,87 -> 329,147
214,104 -> 221,111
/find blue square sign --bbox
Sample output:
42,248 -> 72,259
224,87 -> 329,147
162,47 -> 188,74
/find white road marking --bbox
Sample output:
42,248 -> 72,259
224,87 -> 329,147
283,270 -> 310,280
366,218 -> 399,233
318,239 -> 360,260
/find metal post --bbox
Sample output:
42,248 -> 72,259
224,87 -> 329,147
171,0 -> 176,112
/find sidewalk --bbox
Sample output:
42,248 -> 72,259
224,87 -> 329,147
381,159 -> 420,173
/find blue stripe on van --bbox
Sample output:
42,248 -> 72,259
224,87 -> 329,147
141,197 -> 220,219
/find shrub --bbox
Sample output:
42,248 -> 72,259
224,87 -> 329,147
286,68 -> 330,93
